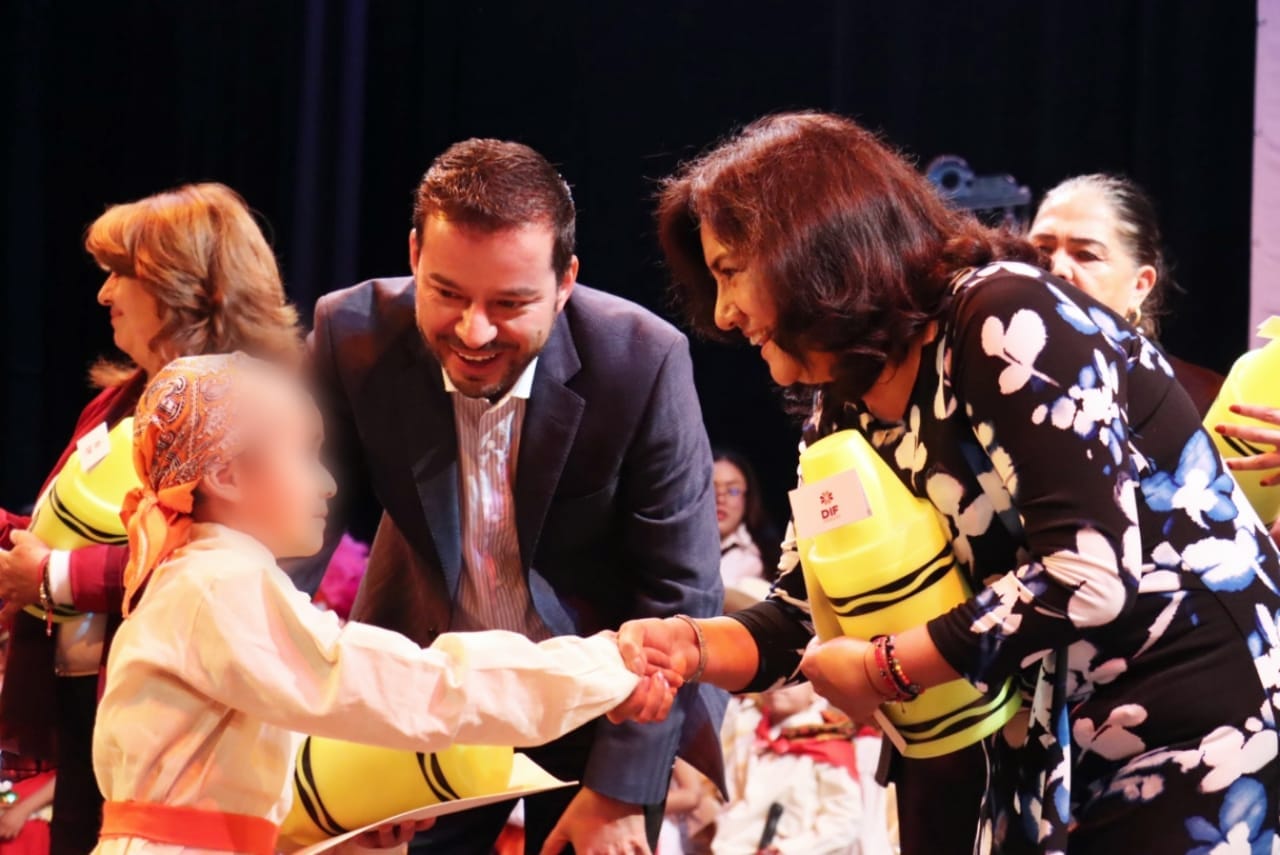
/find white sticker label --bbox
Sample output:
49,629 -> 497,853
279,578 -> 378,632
76,422 -> 112,473
788,468 -> 872,540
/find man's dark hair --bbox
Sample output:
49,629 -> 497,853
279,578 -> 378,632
413,138 -> 576,279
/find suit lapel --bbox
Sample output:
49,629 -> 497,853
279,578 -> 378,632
381,332 -> 465,599
515,312 -> 584,571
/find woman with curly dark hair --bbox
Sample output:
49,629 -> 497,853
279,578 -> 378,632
615,112 -> 1280,854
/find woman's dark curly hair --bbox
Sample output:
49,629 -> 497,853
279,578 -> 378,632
657,111 -> 1042,423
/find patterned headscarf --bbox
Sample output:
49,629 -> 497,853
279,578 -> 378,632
120,353 -> 252,615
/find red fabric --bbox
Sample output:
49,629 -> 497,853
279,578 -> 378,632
1167,354 -> 1225,418
0,771 -> 54,855
101,801 -> 277,855
66,545 -> 129,617
494,823 -> 525,855
754,713 -> 859,780
0,510 -> 32,551
0,373 -> 144,760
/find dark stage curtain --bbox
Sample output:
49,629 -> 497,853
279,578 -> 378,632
0,0 -> 1258,529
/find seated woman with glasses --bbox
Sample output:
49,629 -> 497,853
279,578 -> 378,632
713,450 -> 780,606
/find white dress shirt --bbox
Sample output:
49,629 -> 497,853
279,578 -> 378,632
444,359 -> 551,640
91,522 -> 639,854
719,524 -> 766,592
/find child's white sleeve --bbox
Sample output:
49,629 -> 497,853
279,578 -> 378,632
183,562 -> 640,752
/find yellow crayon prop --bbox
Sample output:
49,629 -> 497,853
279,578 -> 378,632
24,418 -> 138,623
280,737 -> 515,845
793,429 -> 1020,759
1205,316 -> 1280,525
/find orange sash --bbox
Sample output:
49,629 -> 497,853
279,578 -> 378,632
100,801 -> 277,854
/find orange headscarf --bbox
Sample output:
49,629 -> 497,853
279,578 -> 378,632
120,353 -> 251,616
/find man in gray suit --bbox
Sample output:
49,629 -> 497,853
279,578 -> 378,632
304,139 -> 725,854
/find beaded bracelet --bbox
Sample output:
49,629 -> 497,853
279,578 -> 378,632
38,553 -> 55,637
870,635 -> 923,702
863,641 -> 898,701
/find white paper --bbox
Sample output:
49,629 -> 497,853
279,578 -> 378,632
788,468 -> 871,541
288,754 -> 574,855
76,422 -> 111,473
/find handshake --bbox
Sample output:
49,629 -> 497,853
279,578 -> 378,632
601,614 -> 894,729
601,616 -> 705,725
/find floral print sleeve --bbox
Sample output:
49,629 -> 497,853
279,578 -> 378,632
925,268 -> 1144,686
746,263 -> 1280,851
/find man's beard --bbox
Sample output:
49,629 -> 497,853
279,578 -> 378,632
424,334 -> 532,401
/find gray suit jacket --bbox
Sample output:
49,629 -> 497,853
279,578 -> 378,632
304,277 -> 726,803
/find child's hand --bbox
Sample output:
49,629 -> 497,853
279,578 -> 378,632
0,805 -> 31,841
606,673 -> 677,724
1217,403 -> 1280,486
616,617 -> 700,683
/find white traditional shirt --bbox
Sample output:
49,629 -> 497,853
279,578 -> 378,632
92,523 -> 638,854
713,698 -> 869,855
719,524 -> 766,593
445,359 -> 551,639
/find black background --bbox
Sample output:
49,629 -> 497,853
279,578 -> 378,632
1,0 -> 1259,529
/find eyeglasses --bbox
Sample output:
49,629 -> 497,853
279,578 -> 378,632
715,485 -> 745,498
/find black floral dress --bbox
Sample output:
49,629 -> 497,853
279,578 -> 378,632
732,263 -> 1280,854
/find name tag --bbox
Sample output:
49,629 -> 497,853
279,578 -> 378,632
76,422 -> 112,473
788,469 -> 871,540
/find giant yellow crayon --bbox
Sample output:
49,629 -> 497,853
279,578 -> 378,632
24,418 -> 138,623
794,429 -> 1021,759
280,737 -> 515,845
1205,316 -> 1280,525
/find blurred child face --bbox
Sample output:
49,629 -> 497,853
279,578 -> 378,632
759,682 -> 816,720
201,378 -> 337,559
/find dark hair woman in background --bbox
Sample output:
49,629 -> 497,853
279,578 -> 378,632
1033,174 -> 1280,545
615,111 -> 1280,854
712,449 -> 780,605
1029,173 -> 1224,414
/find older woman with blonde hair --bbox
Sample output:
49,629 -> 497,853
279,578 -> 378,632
0,182 -> 300,855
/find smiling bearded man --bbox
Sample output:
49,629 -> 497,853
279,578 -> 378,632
295,139 -> 727,855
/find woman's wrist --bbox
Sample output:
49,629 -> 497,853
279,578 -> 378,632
862,641 -> 896,701
665,616 -> 703,682
671,615 -> 707,682
892,624 -> 962,690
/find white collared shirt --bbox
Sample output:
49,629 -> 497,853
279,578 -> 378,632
444,358 -> 551,639
719,523 -> 765,591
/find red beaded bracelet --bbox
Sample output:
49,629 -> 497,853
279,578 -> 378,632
871,635 -> 923,702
